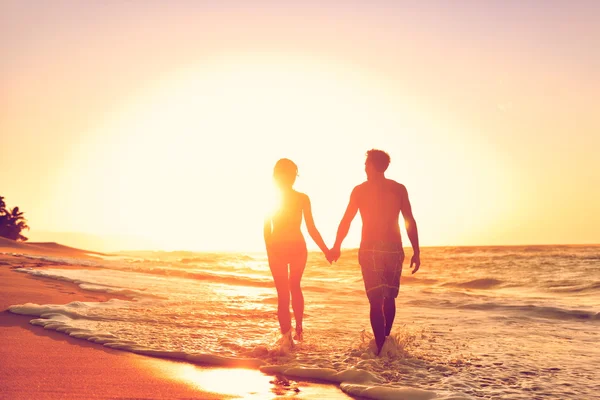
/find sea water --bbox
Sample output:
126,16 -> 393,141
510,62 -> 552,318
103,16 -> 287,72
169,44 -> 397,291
7,245 -> 600,399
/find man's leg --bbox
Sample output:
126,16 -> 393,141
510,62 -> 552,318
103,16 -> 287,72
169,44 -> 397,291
360,249 -> 387,354
368,293 -> 386,355
383,297 -> 396,337
382,247 -> 403,337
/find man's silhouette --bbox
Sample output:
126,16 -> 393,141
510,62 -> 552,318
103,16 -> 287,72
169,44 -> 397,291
330,149 -> 420,355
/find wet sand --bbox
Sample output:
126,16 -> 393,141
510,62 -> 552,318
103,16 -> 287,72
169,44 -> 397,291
0,253 -> 353,399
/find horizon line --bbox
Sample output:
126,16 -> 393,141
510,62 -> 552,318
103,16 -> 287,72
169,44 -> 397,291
94,242 -> 600,254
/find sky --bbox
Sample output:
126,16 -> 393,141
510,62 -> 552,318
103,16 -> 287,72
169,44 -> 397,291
1,1 -> 599,252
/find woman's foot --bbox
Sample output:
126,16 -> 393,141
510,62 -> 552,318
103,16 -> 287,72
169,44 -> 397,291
280,329 -> 294,353
293,326 -> 303,341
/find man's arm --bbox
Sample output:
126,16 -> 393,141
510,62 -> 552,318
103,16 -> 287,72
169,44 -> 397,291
400,184 -> 420,274
331,187 -> 359,261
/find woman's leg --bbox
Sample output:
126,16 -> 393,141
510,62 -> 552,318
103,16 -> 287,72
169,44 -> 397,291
269,259 -> 292,334
289,248 -> 307,337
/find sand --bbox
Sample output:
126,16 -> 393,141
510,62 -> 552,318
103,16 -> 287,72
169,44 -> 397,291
0,250 -> 354,399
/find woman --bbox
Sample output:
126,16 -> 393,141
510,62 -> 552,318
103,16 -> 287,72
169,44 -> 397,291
264,158 -> 331,348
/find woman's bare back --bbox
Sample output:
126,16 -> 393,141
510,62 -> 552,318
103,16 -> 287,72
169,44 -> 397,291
271,189 -> 306,244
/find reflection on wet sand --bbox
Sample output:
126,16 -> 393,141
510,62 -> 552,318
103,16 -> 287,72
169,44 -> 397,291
137,357 -> 355,399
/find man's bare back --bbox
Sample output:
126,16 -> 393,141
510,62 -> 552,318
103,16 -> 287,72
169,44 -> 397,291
354,178 -> 408,247
329,149 -> 420,355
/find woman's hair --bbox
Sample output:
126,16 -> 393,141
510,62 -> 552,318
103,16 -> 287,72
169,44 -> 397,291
273,158 -> 298,188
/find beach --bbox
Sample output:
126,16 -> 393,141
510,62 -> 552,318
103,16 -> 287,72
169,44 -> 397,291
0,248 -> 353,400
2,239 -> 599,399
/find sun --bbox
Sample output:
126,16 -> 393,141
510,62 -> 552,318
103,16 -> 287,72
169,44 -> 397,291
55,54 -> 426,251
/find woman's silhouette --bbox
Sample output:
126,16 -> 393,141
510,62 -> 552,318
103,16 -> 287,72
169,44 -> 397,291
264,159 -> 331,348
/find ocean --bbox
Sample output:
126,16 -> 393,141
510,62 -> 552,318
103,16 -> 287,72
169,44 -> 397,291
8,245 -> 600,399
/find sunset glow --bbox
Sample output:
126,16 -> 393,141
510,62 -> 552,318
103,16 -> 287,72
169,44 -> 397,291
3,4 -> 600,400
2,2 -> 598,251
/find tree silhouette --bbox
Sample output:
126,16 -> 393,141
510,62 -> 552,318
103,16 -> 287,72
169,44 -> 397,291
0,196 -> 29,241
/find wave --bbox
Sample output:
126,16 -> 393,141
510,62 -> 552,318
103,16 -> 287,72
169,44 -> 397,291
113,265 -> 275,288
15,268 -> 164,300
178,256 -> 221,264
262,365 -> 470,399
107,264 -> 356,294
8,302 -> 265,368
545,281 -> 600,294
458,302 -> 599,321
16,262 -> 350,299
443,278 -> 504,290
18,254 -> 103,267
179,254 -> 256,264
401,275 -> 440,285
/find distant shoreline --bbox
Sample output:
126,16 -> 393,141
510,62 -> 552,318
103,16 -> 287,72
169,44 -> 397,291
2,236 -> 598,259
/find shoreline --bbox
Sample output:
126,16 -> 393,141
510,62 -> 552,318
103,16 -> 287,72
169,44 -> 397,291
0,254 -> 354,399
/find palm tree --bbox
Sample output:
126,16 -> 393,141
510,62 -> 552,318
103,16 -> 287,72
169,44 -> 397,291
9,207 -> 29,241
0,196 -> 8,235
0,197 -> 29,241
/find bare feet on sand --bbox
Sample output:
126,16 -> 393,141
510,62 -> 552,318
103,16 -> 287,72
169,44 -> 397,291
293,326 -> 303,341
279,329 -> 294,354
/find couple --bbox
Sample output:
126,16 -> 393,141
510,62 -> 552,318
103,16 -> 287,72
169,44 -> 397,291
263,149 -> 421,356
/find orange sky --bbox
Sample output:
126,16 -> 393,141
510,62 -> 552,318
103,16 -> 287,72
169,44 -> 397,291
1,2 -> 599,251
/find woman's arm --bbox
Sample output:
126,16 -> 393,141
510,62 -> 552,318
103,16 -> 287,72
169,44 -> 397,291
263,216 -> 272,250
302,194 -> 331,262
331,186 -> 359,261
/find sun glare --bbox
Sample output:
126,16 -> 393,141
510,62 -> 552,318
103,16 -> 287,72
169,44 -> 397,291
176,366 -> 270,396
55,55 -> 420,250
50,54 -> 515,251
136,357 -> 351,399
265,185 -> 283,219
136,357 -> 273,398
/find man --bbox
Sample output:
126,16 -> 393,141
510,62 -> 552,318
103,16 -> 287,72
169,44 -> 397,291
330,149 -> 420,355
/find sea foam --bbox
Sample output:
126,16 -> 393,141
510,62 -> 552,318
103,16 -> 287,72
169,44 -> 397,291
8,300 -> 473,400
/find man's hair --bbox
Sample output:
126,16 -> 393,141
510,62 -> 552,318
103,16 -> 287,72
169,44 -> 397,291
366,149 -> 391,172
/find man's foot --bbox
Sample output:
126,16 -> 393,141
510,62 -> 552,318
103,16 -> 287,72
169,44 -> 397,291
375,337 -> 385,356
366,339 -> 378,355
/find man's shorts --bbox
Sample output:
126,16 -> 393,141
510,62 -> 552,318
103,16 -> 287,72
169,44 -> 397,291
358,242 -> 405,301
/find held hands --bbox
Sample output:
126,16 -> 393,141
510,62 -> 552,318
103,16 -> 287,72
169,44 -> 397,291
323,247 -> 340,264
329,246 -> 341,263
324,248 -> 333,264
